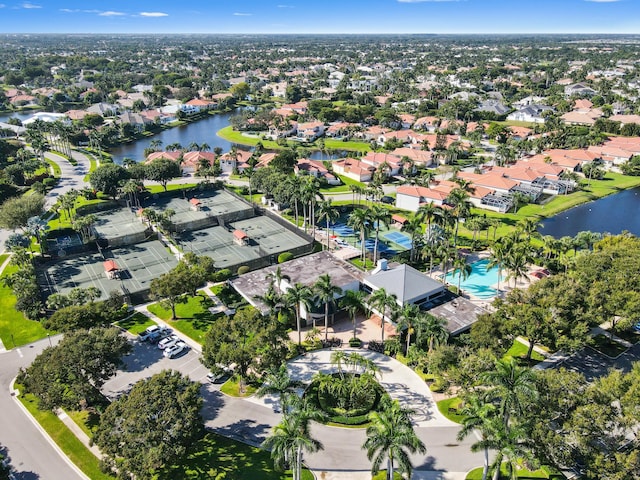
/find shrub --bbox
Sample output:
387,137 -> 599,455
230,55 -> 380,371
237,265 -> 250,275
212,268 -> 232,282
277,252 -> 293,263
367,340 -> 385,353
349,337 -> 363,348
43,177 -> 57,188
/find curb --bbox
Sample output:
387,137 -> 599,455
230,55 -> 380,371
9,378 -> 91,480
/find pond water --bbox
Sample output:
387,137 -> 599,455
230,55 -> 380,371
539,187 -> 640,238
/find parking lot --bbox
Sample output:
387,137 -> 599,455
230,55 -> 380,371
101,334 -> 212,401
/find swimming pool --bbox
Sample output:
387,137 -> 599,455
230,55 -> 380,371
444,259 -> 504,299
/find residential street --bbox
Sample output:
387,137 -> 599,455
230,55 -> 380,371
0,335 -> 86,480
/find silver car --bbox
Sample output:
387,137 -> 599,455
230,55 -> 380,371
157,334 -> 180,350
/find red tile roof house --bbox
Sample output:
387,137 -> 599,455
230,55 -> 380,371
219,149 -> 252,173
395,185 -> 449,212
295,158 -> 340,185
361,126 -> 390,141
587,145 -> 633,169
361,152 -> 404,176
390,147 -> 436,168
10,94 -> 37,106
181,98 -> 217,114
413,116 -> 440,133
296,121 -> 325,141
145,151 -> 182,164
603,136 -> 640,156
189,198 -> 203,211
377,130 -> 415,147
332,158 -> 376,183
182,151 -> 216,175
398,114 -> 416,129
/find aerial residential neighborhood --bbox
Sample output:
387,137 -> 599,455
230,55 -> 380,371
0,2 -> 640,480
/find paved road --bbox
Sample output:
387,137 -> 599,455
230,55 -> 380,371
0,335 -> 85,480
0,149 -> 91,253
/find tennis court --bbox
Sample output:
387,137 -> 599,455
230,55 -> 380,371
39,240 -> 179,298
92,209 -> 150,247
180,215 -> 313,271
384,231 -> 413,250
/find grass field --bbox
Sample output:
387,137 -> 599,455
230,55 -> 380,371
466,464 -> 563,479
18,391 -> 116,480
436,397 -> 466,424
0,261 -> 50,348
165,431 -> 313,479
147,293 -> 223,344
114,312 -> 156,335
217,126 -> 371,153
46,158 -> 62,177
504,340 -> 545,364
220,376 -> 258,397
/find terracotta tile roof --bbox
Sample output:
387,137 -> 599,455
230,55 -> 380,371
103,260 -> 119,272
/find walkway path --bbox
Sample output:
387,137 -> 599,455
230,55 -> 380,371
56,410 -> 103,460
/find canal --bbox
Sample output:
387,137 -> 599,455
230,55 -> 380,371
539,187 -> 640,238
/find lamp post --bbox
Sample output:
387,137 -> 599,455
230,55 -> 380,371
47,333 -> 52,347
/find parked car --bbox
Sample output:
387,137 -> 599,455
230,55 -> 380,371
157,334 -> 180,350
163,341 -> 189,359
139,325 -> 172,342
633,322 -> 640,332
206,366 -> 232,384
381,196 -> 394,204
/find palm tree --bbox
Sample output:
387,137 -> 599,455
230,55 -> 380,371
395,304 -> 420,354
317,199 -> 339,251
369,288 -> 398,343
256,363 -> 304,413
347,208 -> 372,263
452,256 -> 472,295
415,313 -> 448,352
504,247 -> 531,289
313,274 -> 342,343
487,239 -> 508,293
283,283 -> 314,345
369,204 -> 391,263
417,201 -> 438,232
480,357 -> 538,429
363,399 -> 426,480
262,402 -> 324,480
446,187 -> 471,247
401,215 -> 423,263
266,266 -> 291,295
485,421 -> 534,480
340,289 -> 367,340
457,395 -> 499,480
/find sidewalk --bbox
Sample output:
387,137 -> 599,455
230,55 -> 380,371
56,410 -> 103,460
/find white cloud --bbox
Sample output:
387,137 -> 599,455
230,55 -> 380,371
140,11 -> 168,17
22,3 -> 42,8
233,12 -> 252,16
99,11 -> 126,16
0,3 -> 6,7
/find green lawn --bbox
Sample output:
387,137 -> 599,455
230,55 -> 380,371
165,431 -> 313,479
466,464 -> 563,479
220,376 -> 258,397
436,397 -> 466,424
147,294 -> 222,344
146,183 -> 198,194
217,126 -> 371,153
210,284 -> 248,309
18,391 -> 116,480
46,159 -> 62,177
0,262 -> 50,348
114,312 -> 156,335
66,409 -> 101,438
504,340 -> 545,364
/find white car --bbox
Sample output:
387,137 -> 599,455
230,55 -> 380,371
139,325 -> 172,342
163,341 -> 189,359
157,334 -> 180,350
206,366 -> 232,383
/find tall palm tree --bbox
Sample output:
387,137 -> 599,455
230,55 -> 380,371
266,266 -> 291,295
395,303 -> 420,354
369,288 -> 398,343
313,274 -> 342,343
487,239 -> 508,293
457,395 -> 499,480
452,256 -> 472,295
256,363 -> 304,413
341,289 -> 367,340
283,283 -> 314,345
363,399 -> 426,480
480,357 -> 538,429
347,208 -> 372,263
317,199 -> 339,251
401,215 -> 423,263
504,247 -> 531,289
485,421 -> 534,480
369,204 -> 391,263
262,402 -> 324,480
415,313 -> 448,352
446,187 -> 471,247
417,201 -> 438,233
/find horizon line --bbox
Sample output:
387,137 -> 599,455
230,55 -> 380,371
2,32 -> 640,36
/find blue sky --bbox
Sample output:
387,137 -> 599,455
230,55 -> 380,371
0,0 -> 637,34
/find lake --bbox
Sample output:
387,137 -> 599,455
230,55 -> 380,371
539,187 -> 640,238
